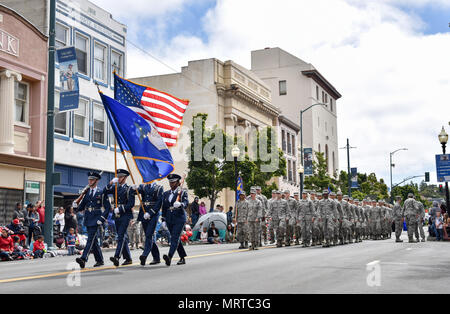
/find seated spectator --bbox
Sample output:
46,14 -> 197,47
225,224 -> 234,243
199,227 -> 209,243
0,228 -> 14,261
66,228 -> 77,256
33,235 -> 46,258
7,219 -> 26,246
208,222 -> 220,244
11,236 -> 28,260
435,212 -> 444,241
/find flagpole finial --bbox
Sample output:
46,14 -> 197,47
95,81 -> 101,93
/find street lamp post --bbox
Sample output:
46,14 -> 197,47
231,145 -> 240,216
389,148 -> 408,203
298,165 -> 304,195
300,103 -> 325,195
438,127 -> 450,212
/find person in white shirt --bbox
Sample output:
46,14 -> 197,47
53,207 -> 65,233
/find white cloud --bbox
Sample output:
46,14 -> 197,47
97,0 -> 450,186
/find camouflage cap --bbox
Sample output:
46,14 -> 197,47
250,188 -> 256,194
239,191 -> 246,196
293,192 -> 299,196
322,190 -> 329,194
330,192 -> 336,196
271,189 -> 277,194
256,186 -> 262,190
275,190 -> 282,194
310,191 -> 317,195
337,191 -> 343,196
284,189 -> 290,194
408,193 -> 414,198
343,195 -> 349,199
395,195 -> 402,200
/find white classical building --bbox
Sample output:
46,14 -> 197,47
5,0 -> 127,206
251,47 -> 342,177
131,58 -> 280,209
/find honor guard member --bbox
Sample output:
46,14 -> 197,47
104,169 -> 135,267
256,186 -> 268,246
284,190 -> 297,246
134,182 -> 164,266
236,191 -> 249,249
248,188 -> 263,250
293,192 -> 302,245
393,196 -> 404,242
162,174 -> 189,266
317,190 -> 337,248
299,191 -> 315,247
73,171 -> 110,269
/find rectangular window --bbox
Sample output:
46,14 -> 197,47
93,104 -> 106,144
288,160 -> 292,182
74,99 -> 88,140
325,94 -> 328,104
282,130 -> 286,152
75,33 -> 89,75
94,42 -> 106,82
330,98 -> 333,112
322,91 -> 325,103
291,134 -> 295,155
55,23 -> 69,48
111,50 -> 123,78
109,123 -> 116,147
316,86 -> 319,101
293,161 -> 297,184
287,132 -> 291,155
279,80 -> 287,96
54,91 -> 68,136
14,81 -> 28,124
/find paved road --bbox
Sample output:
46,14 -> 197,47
0,231 -> 447,294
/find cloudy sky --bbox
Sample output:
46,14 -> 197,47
91,0 -> 450,188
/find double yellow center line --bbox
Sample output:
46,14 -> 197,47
0,245 -> 276,284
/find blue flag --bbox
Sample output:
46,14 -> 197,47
100,93 -> 174,183
236,176 -> 243,201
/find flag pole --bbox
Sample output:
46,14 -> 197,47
114,140 -> 118,217
120,151 -> 146,213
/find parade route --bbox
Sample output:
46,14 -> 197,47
1,231 -> 448,294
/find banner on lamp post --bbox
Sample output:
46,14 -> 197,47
304,148 -> 313,176
351,167 -> 358,189
57,46 -> 79,111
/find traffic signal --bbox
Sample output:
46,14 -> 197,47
425,172 -> 430,182
439,184 -> 443,193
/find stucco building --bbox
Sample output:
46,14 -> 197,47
0,4 -> 48,224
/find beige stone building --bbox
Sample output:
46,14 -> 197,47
132,58 -> 280,209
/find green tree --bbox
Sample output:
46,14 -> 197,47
304,151 -> 335,192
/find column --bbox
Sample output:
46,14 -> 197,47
0,70 -> 22,154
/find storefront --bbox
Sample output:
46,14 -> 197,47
0,4 -> 48,225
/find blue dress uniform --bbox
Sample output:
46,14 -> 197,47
162,175 -> 189,266
136,182 -> 164,265
75,172 -> 110,269
103,170 -> 135,266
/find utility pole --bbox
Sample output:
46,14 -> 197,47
44,0 -> 56,248
340,139 -> 356,197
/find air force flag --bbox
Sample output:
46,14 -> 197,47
99,92 -> 174,183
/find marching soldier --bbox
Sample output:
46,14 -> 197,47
248,188 -> 263,250
236,191 -> 249,249
329,192 -> 342,245
354,199 -> 362,243
104,169 -> 135,267
310,191 -> 321,246
404,193 -> 420,243
256,186 -> 268,246
162,174 -> 189,266
267,190 -> 277,244
74,171 -> 110,269
268,191 -> 287,247
299,191 -> 315,247
293,192 -> 302,245
415,200 -> 426,242
284,190 -> 297,246
134,182 -> 164,266
393,196 -> 404,242
337,192 -> 349,245
317,190 -> 337,248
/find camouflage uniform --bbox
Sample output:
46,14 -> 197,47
298,192 -> 315,246
236,194 -> 249,248
415,200 -> 426,242
268,192 -> 287,247
393,198 -> 404,242
128,210 -> 141,249
267,192 -> 276,244
285,192 -> 298,246
317,192 -> 337,247
256,188 -> 268,246
247,191 -> 263,250
404,195 -> 419,243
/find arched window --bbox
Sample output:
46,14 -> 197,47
332,151 -> 335,176
325,144 -> 329,173
318,143 -> 321,153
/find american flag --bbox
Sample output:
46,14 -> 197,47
114,73 -> 189,147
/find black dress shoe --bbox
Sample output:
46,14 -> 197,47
122,259 -> 133,266
163,254 -> 171,266
93,262 -> 104,267
76,257 -> 86,269
149,260 -> 161,265
110,256 -> 119,267
139,255 -> 147,266
177,257 -> 186,265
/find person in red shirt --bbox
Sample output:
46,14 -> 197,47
36,200 -> 45,225
33,235 -> 45,258
0,228 -> 14,261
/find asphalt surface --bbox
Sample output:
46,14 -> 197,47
0,230 -> 448,294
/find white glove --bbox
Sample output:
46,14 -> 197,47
72,201 -> 78,209
112,178 -> 119,184
174,201 -> 182,208
97,220 -> 102,225
143,212 -> 150,220
114,207 -> 120,215
132,184 -> 139,190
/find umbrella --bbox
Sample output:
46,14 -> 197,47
193,212 -> 228,231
